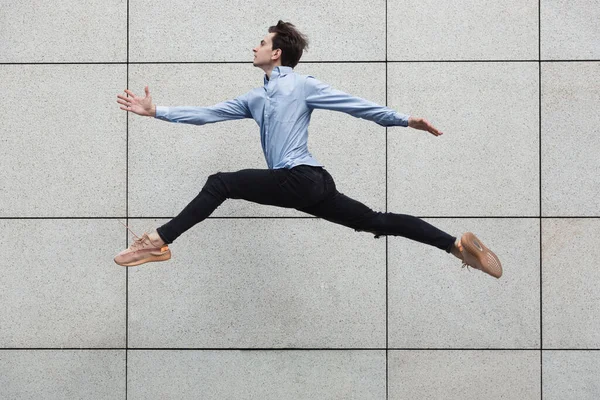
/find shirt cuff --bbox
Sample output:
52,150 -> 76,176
395,112 -> 410,127
155,106 -> 168,119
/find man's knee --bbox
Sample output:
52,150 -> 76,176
203,172 -> 228,198
353,211 -> 387,238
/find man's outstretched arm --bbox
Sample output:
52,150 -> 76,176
117,86 -> 252,125
304,76 -> 443,136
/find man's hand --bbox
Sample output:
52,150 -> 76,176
408,116 -> 443,136
117,85 -> 156,117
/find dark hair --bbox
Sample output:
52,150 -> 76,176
268,20 -> 309,68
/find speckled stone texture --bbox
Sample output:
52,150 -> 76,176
387,62 -> 540,217
0,220 -> 126,348
0,351 -> 125,400
127,350 -> 385,400
389,350 -> 541,399
387,0 -> 538,60
0,65 -> 126,217
0,0 -> 126,63
541,62 -> 600,216
543,351 -> 600,399
541,0 -> 600,59
542,219 -> 600,348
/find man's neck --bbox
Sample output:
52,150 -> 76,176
264,64 -> 282,80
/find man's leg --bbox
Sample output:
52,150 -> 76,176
296,168 -> 502,278
297,168 -> 457,253
156,166 -> 328,244
117,166 -> 328,267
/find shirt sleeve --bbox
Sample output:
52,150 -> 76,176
304,76 -> 409,127
154,91 -> 252,125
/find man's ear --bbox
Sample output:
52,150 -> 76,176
271,48 -> 282,60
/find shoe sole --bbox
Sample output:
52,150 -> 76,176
117,250 -> 171,267
461,232 -> 502,278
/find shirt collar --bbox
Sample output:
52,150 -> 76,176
264,66 -> 293,85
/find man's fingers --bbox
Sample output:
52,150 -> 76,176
117,93 -> 139,107
426,126 -> 441,136
144,85 -> 150,97
424,121 -> 442,136
124,89 -> 136,98
117,98 -> 135,108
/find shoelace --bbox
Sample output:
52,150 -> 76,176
454,243 -> 473,272
118,220 -> 149,250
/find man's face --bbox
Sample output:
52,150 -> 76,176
253,32 -> 280,68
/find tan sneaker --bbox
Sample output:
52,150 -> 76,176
457,232 -> 502,279
114,222 -> 171,267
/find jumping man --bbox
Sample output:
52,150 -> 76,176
114,20 -> 502,279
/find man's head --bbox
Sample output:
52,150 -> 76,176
253,20 -> 309,70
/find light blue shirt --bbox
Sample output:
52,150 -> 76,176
155,66 -> 410,169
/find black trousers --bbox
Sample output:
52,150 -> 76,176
156,165 -> 456,252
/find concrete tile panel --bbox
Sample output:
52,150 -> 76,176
0,1 -> 126,62
0,350 -> 125,400
128,62 -> 386,217
0,65 -> 126,217
541,0 -> 600,59
129,0 -> 384,62
543,350 -> 600,399
127,218 -> 386,348
128,350 -> 385,400
388,62 -> 539,217
388,0 -> 538,60
541,62 -> 600,216
0,220 -> 126,348
542,219 -> 600,348
389,218 -> 540,348
389,350 -> 540,399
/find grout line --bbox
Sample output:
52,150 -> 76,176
125,0 -> 130,398
539,0 -> 543,398
4,347 -> 586,351
385,2 -> 389,398
3,216 -> 600,220
2,60 -> 599,66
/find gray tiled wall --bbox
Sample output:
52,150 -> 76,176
1,0 -> 599,398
